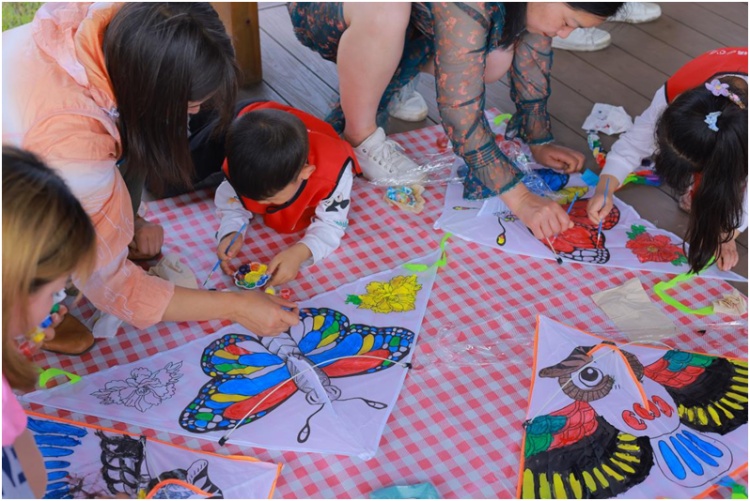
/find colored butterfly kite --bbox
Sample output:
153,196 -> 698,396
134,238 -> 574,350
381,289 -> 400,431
180,307 -> 414,443
23,254 -> 438,458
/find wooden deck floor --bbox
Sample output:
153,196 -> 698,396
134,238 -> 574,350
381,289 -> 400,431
241,2 -> 748,293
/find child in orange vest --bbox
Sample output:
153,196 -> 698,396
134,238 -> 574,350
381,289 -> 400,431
215,101 -> 358,285
588,47 -> 748,273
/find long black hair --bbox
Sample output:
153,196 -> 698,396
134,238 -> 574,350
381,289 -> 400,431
655,78 -> 748,273
500,3 -> 624,48
103,3 -> 240,196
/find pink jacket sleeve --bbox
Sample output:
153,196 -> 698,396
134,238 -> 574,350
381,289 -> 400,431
24,115 -> 174,330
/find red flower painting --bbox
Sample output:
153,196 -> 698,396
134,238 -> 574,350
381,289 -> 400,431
626,225 -> 687,265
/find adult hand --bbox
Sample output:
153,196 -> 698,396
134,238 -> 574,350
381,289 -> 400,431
229,290 -> 299,336
129,217 -> 164,260
501,183 -> 573,240
530,143 -> 585,174
268,243 -> 312,286
217,232 -> 245,275
586,175 -> 620,225
717,238 -> 739,271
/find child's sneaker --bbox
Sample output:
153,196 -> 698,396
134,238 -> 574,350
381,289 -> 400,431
354,127 -> 425,185
552,27 -> 611,52
388,76 -> 429,122
609,2 -> 662,23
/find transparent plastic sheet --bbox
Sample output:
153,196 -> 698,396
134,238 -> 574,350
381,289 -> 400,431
365,143 -> 463,187
413,316 -> 535,370
414,318 -> 747,370
367,114 -> 558,200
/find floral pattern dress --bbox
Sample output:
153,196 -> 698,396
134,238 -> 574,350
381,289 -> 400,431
288,2 -> 554,199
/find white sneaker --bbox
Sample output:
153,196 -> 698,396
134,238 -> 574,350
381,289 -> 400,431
388,75 -> 429,122
354,127 -> 425,185
609,3 -> 662,23
552,27 -> 611,52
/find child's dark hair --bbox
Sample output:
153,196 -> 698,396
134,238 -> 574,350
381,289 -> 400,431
225,109 -> 309,200
654,78 -> 748,273
104,3 -> 239,196
500,3 -> 624,48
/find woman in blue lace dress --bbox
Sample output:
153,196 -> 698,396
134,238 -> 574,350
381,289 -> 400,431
288,3 -> 623,239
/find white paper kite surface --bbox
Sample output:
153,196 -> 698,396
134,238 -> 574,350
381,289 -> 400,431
24,252 -> 440,459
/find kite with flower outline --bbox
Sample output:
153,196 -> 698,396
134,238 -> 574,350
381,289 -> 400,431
91,361 -> 183,413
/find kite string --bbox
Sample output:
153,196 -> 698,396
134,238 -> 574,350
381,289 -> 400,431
524,340 -> 673,426
218,355 -> 411,446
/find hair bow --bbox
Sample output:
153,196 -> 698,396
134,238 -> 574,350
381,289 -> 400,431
704,111 -> 721,132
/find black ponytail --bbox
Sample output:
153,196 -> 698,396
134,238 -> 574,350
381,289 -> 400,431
654,79 -> 747,273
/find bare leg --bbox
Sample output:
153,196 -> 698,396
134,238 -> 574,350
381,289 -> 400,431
339,3 -> 412,146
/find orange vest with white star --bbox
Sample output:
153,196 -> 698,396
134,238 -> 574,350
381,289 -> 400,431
664,47 -> 747,103
222,101 -> 359,234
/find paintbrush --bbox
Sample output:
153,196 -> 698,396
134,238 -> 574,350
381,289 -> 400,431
545,236 -> 563,265
596,178 -> 610,249
202,222 -> 247,288
547,192 -> 579,263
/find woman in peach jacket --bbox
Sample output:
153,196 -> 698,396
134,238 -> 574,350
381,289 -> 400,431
3,3 -> 298,336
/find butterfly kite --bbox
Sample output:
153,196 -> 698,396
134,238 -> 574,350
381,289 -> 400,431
519,316 -> 748,499
496,198 -> 621,264
180,307 -> 415,443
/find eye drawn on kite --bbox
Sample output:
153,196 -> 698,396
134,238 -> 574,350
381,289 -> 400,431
539,198 -> 621,264
522,341 -> 748,499
180,307 -> 414,443
91,362 -> 183,412
345,275 -> 422,314
626,224 -> 688,266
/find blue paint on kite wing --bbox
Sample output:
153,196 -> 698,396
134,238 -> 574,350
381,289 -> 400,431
27,418 -> 87,437
217,365 -> 291,395
33,436 -> 82,448
676,433 -> 718,466
47,470 -> 68,481
659,439 -> 687,480
308,333 -> 362,366
670,435 -> 704,475
237,352 -> 284,367
37,446 -> 74,458
683,430 -> 724,457
44,461 -> 70,469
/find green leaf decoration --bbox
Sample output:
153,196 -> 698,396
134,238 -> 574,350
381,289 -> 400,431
626,224 -> 647,239
345,294 -> 362,306
671,253 -> 688,266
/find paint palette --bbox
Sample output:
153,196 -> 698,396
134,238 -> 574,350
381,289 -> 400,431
233,262 -> 271,290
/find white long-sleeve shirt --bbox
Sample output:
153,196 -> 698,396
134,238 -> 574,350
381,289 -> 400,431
214,162 -> 354,265
601,76 -> 749,232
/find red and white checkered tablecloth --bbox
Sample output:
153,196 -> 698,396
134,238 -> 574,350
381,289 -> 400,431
27,123 -> 748,498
